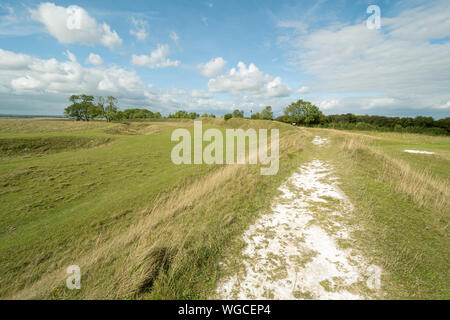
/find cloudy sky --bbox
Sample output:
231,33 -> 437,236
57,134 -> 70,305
0,0 -> 449,118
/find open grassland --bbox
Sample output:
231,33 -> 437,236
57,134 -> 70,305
0,119 -> 448,299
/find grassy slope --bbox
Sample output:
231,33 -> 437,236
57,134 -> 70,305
0,119 -> 448,299
0,118 -> 307,299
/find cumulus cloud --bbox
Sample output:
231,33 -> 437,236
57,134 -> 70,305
197,57 -> 226,78
0,48 -> 212,115
318,99 -> 339,110
0,48 -> 143,98
11,75 -> 42,91
30,2 -> 122,49
296,86 -> 310,94
86,53 -> 103,66
131,44 -> 180,69
208,61 -> 292,98
130,17 -> 148,41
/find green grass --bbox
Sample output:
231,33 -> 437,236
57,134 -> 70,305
0,118 -> 305,299
0,119 -> 448,299
308,128 -> 450,299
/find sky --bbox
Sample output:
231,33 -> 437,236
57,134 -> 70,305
0,0 -> 449,118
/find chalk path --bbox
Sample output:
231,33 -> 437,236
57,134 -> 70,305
216,136 -> 382,299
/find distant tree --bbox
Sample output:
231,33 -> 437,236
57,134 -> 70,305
251,112 -> 262,120
65,94 -> 99,121
261,106 -> 274,120
189,112 -> 199,119
123,108 -> 154,119
224,113 -> 232,121
201,113 -> 216,118
104,96 -> 119,121
284,99 -> 324,125
275,115 -> 287,123
168,110 -> 190,119
232,109 -> 244,118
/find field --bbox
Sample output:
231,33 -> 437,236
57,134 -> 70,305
0,118 -> 448,299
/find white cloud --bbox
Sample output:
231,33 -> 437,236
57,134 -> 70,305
11,75 -> 42,91
131,44 -> 180,69
0,48 -> 143,97
318,99 -> 339,110
0,48 -> 192,115
280,2 -> 450,114
296,86 -> 310,94
170,31 -> 179,45
30,2 -> 122,49
197,57 -> 226,78
208,61 -> 292,98
130,17 -> 148,41
435,101 -> 450,109
86,53 -> 103,66
0,49 -> 32,69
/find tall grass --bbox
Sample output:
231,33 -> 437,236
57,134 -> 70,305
341,136 -> 449,227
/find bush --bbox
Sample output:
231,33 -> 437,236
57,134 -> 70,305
224,114 -> 232,121
355,122 -> 376,130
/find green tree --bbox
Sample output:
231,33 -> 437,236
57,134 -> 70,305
232,109 -> 244,118
284,99 -> 324,125
104,96 -> 119,122
189,112 -> 199,119
261,106 -> 273,120
65,94 -> 98,121
251,112 -> 262,120
224,113 -> 232,121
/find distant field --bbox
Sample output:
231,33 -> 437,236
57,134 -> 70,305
0,119 -> 448,299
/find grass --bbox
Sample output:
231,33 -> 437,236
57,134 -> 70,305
307,128 -> 450,299
0,118 -> 307,299
0,119 -> 448,299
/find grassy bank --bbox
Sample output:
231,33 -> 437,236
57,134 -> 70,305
308,128 -> 449,299
0,118 -> 309,299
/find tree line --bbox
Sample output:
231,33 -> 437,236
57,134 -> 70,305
64,95 -> 161,121
276,99 -> 449,135
64,95 -> 449,135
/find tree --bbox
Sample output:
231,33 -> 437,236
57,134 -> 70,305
65,94 -> 99,121
104,96 -> 119,122
224,113 -> 232,121
189,112 -> 199,119
284,99 -> 324,125
251,112 -> 262,120
232,109 -> 244,118
261,106 -> 273,120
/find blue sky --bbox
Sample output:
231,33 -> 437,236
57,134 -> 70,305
0,0 -> 449,118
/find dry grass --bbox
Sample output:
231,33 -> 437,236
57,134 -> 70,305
341,136 -> 449,228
